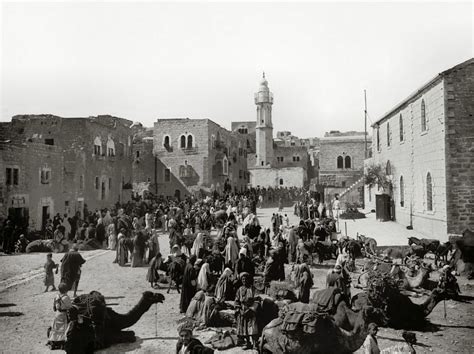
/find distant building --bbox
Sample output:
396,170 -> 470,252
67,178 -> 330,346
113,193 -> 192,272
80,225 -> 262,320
244,74 -> 309,188
364,58 -> 474,239
319,131 -> 370,205
154,118 -> 248,197
0,114 -> 135,230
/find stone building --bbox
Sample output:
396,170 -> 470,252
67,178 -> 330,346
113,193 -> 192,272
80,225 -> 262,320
364,58 -> 474,239
231,121 -> 256,153
0,114 -> 135,229
318,131 -> 370,206
154,118 -> 248,196
245,74 -> 309,188
0,141 -> 64,230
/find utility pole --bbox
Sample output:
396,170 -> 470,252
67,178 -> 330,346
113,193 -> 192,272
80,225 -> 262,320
364,90 -> 368,159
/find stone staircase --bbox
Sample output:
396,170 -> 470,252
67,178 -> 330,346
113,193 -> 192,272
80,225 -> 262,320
330,175 -> 365,206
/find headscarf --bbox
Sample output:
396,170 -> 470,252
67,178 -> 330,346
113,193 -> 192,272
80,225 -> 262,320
239,247 -> 247,257
224,236 -> 239,265
185,290 -> 205,318
191,233 -> 205,257
172,244 -> 182,257
215,267 -> 233,302
197,262 -> 210,291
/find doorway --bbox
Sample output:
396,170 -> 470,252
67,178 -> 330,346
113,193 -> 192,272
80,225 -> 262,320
42,206 -> 50,230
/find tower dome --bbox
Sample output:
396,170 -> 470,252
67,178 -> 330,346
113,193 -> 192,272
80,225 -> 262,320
259,72 -> 269,90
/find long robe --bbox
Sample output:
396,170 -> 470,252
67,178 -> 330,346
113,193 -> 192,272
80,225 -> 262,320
60,251 -> 85,291
235,285 -> 258,336
215,268 -> 233,302
186,290 -> 205,319
298,265 -> 314,303
197,263 -> 210,291
48,293 -> 72,343
131,233 -> 147,267
224,237 -> 239,268
117,234 -> 129,266
180,262 -> 197,313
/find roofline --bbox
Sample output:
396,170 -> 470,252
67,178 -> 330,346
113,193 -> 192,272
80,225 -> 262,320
371,57 -> 474,127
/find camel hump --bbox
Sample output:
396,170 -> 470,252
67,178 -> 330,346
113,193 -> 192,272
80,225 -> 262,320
310,287 -> 343,313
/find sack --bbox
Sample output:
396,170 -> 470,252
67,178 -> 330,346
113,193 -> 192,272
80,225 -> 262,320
280,302 -> 328,334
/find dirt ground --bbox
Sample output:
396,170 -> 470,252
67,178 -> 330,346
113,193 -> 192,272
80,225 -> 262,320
0,207 -> 473,353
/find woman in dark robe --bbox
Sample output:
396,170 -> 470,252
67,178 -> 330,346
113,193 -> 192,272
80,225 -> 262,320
131,231 -> 147,267
297,259 -> 313,303
116,228 -> 129,266
60,247 -> 86,294
180,255 -> 198,313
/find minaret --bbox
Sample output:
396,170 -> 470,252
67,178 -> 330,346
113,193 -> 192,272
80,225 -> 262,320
255,72 -> 274,167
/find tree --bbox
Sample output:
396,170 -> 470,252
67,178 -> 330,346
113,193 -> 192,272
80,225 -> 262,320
364,163 -> 392,192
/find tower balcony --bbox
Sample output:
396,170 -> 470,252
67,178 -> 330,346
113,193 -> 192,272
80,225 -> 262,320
254,92 -> 273,104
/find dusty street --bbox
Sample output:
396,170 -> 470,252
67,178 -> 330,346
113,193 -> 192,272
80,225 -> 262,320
0,207 -> 473,353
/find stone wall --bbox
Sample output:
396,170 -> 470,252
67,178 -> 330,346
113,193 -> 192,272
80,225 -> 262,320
444,61 -> 474,234
249,166 -> 305,188
365,78 -> 449,240
0,142 -> 64,230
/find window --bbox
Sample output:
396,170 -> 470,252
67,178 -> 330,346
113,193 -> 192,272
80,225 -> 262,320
279,178 -> 284,185
376,126 -> 380,151
399,114 -> 404,142
95,176 -> 99,189
164,168 -> 171,182
94,137 -> 102,155
387,122 -> 391,147
261,161 -> 264,166
337,156 -> 344,169
45,138 -> 54,145
211,135 -> 216,149
79,175 -> 84,190
179,165 -> 186,178
6,167 -> 19,186
426,172 -> 433,211
386,160 -> 392,175
239,170 -> 243,179
187,135 -> 193,148
344,156 -> 351,169
109,178 -> 112,190
101,180 -> 106,200
135,150 -> 140,158
244,150 -> 247,158
400,176 -> 404,207
341,181 -> 346,188
223,157 -> 229,175
106,138 -> 115,156
421,99 -> 427,132
163,135 -> 170,147
180,135 -> 186,148
40,168 -> 51,184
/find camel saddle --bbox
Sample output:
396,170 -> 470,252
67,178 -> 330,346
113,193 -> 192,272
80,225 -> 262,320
310,287 -> 344,314
279,302 -> 329,334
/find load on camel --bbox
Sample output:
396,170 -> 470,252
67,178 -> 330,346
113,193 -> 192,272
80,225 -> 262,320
358,258 -> 434,291
351,273 -> 459,329
63,291 -> 165,353
260,302 -> 386,354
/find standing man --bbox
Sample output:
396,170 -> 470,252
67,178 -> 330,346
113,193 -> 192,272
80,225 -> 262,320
60,246 -> 86,297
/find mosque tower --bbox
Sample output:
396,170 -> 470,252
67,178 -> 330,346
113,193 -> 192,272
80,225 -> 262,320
255,72 -> 274,167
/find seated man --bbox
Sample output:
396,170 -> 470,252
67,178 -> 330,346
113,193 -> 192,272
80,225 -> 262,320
176,321 -> 214,354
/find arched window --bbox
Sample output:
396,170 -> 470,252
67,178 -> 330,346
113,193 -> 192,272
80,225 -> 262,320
344,156 -> 351,169
399,114 -> 404,142
135,150 -> 140,158
94,137 -> 102,155
223,157 -> 229,175
106,138 -> 115,156
163,135 -> 170,147
180,135 -> 186,148
386,160 -> 391,175
279,178 -> 284,185
179,165 -> 186,178
426,172 -> 433,211
337,156 -> 344,169
421,99 -> 427,132
400,176 -> 404,207
211,135 -> 216,149
187,135 -> 193,148
386,122 -> 391,147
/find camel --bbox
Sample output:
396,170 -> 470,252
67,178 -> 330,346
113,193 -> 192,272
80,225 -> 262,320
260,305 -> 386,354
351,287 -> 451,329
357,234 -> 377,255
65,291 -> 165,352
357,263 -> 432,290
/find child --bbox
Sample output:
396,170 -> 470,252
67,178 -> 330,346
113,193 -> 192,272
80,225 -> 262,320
47,282 -> 72,349
44,253 -> 59,292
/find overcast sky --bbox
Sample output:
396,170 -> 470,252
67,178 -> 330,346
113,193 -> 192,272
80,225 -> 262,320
1,1 -> 472,137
